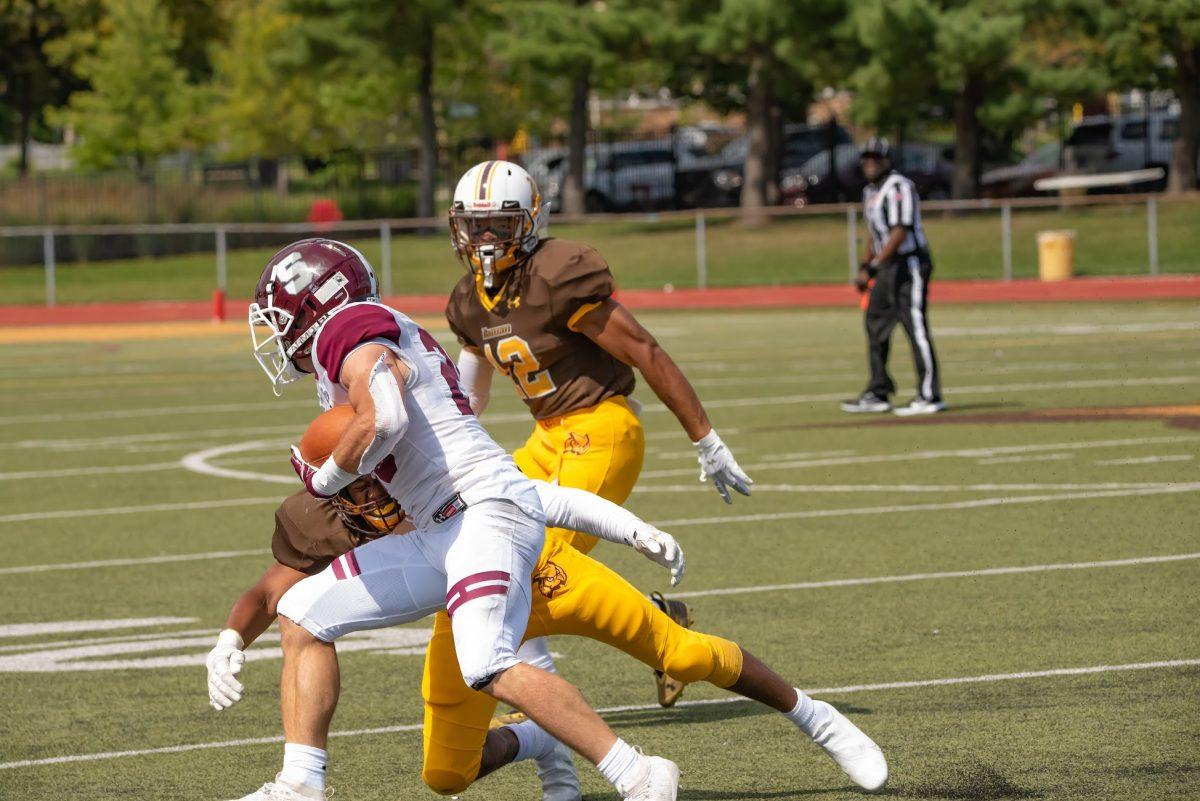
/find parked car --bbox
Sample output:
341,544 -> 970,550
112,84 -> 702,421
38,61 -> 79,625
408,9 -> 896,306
979,142 -> 1062,198
779,142 -> 954,206
706,123 -> 852,206
1062,112 -> 1187,190
534,138 -> 714,212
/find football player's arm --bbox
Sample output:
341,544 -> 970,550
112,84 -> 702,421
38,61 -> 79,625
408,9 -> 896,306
456,345 -> 493,415
870,226 -> 908,268
576,299 -> 709,440
291,344 -> 411,497
207,563 -> 305,710
533,482 -> 684,585
576,299 -> 752,503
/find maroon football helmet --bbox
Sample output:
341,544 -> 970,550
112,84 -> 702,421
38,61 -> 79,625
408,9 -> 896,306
249,238 -> 379,393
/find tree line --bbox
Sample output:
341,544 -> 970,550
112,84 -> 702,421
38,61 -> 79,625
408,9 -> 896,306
2,0 -> 1198,220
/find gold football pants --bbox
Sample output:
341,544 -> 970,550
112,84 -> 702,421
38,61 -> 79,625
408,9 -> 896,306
420,536 -> 744,795
513,394 -> 645,554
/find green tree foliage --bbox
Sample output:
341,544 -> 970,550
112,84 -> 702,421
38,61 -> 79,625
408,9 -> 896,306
0,0 -> 95,174
1088,0 -> 1200,192
851,0 -> 1106,198
662,0 -> 847,221
489,0 -> 660,215
50,0 -> 200,172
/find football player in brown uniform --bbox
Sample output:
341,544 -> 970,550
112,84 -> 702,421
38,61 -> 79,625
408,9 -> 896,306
440,160 -> 754,796
208,477 -> 887,800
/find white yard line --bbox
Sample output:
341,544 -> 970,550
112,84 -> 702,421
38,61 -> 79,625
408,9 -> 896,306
0,550 -> 265,576
0,618 -> 195,639
669,552 -> 1200,599
639,435 -> 1200,479
937,320 -> 1200,337
635,481 -> 1165,495
0,461 -> 182,481
2,658 -> 1195,770
1095,454 -> 1194,466
976,453 -> 1073,465
651,483 -> 1200,528
0,496 -> 282,525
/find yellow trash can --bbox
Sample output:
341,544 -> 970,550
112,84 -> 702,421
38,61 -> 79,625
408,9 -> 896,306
1036,230 -> 1075,281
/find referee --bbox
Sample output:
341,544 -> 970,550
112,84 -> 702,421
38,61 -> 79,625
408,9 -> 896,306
841,138 -> 945,416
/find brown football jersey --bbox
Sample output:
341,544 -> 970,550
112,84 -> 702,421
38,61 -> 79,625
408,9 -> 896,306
445,238 -> 635,420
272,491 -> 374,575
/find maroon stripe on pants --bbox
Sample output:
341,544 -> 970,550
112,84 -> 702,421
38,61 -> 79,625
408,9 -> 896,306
446,584 -> 508,618
446,570 -> 510,600
331,557 -> 346,581
344,550 -> 362,578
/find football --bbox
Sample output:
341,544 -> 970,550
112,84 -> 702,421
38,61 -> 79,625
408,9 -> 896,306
297,405 -> 355,465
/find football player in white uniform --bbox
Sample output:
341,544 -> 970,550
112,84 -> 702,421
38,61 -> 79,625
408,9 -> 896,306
248,239 -> 682,800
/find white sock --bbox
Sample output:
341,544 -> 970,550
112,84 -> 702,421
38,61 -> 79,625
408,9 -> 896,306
509,719 -> 557,762
517,636 -> 558,673
597,738 -> 646,794
784,688 -> 832,738
280,742 -> 327,791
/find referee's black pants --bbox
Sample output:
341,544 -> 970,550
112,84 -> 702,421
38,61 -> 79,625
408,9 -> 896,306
863,253 -> 942,401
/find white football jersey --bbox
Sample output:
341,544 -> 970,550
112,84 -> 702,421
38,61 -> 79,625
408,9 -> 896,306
310,301 -> 533,529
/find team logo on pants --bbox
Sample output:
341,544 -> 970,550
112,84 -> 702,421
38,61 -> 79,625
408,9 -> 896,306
532,561 -> 568,599
563,432 -> 590,456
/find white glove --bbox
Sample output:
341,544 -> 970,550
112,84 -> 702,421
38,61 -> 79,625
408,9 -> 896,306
206,629 -> 246,710
693,428 -> 753,504
632,526 -> 686,587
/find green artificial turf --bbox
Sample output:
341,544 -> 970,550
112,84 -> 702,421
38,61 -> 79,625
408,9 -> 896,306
0,301 -> 1198,800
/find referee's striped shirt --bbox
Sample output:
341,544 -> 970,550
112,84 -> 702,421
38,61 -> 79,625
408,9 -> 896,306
863,171 -> 928,257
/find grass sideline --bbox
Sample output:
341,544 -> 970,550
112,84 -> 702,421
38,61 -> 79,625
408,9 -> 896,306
1,200 -> 1197,305
0,301 -> 1198,800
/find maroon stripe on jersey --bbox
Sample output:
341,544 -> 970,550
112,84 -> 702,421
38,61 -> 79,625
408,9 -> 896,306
331,557 -> 346,580
344,550 -> 362,578
315,304 -> 403,384
478,160 -> 496,199
446,584 -> 509,618
418,327 -> 473,416
446,570 -> 510,600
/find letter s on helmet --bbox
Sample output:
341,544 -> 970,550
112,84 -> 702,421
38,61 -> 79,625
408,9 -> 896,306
448,160 -> 547,290
248,238 -> 378,394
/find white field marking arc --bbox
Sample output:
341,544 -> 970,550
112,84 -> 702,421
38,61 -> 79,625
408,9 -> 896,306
179,441 -> 297,485
0,496 -> 282,525
638,434 -> 1200,479
0,550 -> 265,576
635,481 -> 1170,495
650,483 -> 1200,528
1095,454 -> 1194,466
1,373 -> 1193,432
2,658 -> 1195,770
0,618 -> 196,639
668,552 -> 1200,599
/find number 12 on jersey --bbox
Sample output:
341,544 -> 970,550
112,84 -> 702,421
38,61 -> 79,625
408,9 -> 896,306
484,335 -> 557,400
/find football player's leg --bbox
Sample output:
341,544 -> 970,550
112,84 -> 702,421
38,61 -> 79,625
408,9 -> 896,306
443,498 -> 674,796
896,255 -> 942,403
419,611 -> 500,796
231,536 -> 446,801
541,545 -> 886,791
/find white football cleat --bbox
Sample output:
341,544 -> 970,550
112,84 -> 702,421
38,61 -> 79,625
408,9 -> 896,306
622,755 -> 680,801
892,397 -> 946,416
536,742 -> 581,801
226,776 -> 330,800
807,701 -> 888,792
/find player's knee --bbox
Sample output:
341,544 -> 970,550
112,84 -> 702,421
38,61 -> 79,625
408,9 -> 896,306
422,766 -> 472,796
663,633 -> 743,687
